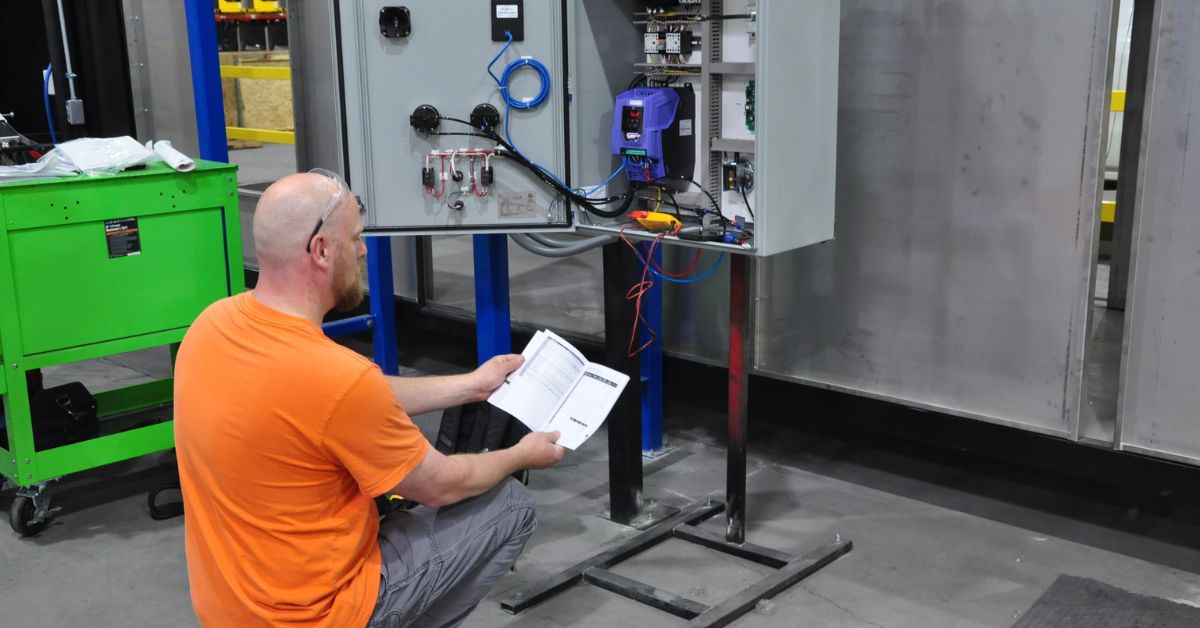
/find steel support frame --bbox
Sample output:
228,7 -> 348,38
603,242 -> 644,524
501,499 -> 852,626
501,251 -> 849,621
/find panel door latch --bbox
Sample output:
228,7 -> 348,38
379,6 -> 411,39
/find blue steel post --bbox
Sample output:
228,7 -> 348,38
367,237 -> 399,375
639,242 -> 664,453
183,0 -> 229,163
473,234 -> 513,365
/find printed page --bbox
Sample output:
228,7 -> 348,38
541,363 -> 629,450
488,330 -> 589,431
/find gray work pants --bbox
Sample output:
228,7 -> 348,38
367,478 -> 537,628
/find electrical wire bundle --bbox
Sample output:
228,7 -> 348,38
618,225 -> 726,356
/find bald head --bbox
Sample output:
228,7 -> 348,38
253,172 -> 342,271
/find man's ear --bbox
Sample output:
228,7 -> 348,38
309,233 -> 334,268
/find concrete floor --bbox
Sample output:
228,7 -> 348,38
4,336 -> 1200,627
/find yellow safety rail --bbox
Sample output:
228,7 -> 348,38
220,64 -> 295,144
226,127 -> 295,145
220,65 -> 291,81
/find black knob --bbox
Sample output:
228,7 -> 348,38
409,104 -> 441,133
470,104 -> 501,132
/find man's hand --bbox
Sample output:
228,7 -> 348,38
515,431 -> 566,469
470,354 -> 524,402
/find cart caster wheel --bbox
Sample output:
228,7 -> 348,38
10,495 -> 49,537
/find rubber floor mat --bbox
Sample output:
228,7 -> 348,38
1015,574 -> 1200,627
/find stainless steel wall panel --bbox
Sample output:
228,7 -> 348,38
1117,0 -> 1200,464
751,0 -> 1116,436
122,0 -> 199,156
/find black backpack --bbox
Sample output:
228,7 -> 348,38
435,401 -> 529,456
434,401 -> 530,487
30,382 -> 99,451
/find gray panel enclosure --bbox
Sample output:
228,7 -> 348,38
753,1 -> 1114,436
339,0 -> 569,232
290,0 -> 420,299
1118,0 -> 1200,464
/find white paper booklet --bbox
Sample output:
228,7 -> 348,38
488,330 -> 629,450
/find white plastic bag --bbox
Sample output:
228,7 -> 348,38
0,150 -> 79,183
53,136 -> 157,176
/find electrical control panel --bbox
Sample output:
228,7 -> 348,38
338,0 -> 570,233
333,0 -> 841,256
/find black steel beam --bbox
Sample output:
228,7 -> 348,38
686,538 -> 854,628
673,523 -> 792,569
583,567 -> 710,620
602,241 -> 645,524
501,500 -> 724,614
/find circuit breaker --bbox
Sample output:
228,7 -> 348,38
334,0 -> 841,257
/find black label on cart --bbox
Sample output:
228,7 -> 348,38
105,217 -> 141,258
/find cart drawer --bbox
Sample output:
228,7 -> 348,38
9,208 -> 231,355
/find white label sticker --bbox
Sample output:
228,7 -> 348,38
630,99 -> 644,106
679,119 -> 693,136
498,191 -> 537,218
496,4 -> 519,18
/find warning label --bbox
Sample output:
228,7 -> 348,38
104,217 -> 141,258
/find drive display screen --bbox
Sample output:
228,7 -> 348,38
621,105 -> 644,136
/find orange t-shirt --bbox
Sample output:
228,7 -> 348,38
174,292 -> 429,627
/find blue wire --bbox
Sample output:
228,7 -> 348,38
630,245 -> 727,284
43,63 -> 58,145
488,31 -> 551,111
584,160 -> 627,197
650,253 -> 725,284
489,31 -> 610,195
486,33 -> 514,85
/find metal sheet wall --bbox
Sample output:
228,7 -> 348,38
751,1 -> 1115,436
121,0 -> 200,156
1117,0 -> 1200,464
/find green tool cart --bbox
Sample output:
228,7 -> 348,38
0,161 -> 243,535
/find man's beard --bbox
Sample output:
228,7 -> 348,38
332,255 -> 366,313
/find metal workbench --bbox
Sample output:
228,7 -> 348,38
0,160 -> 243,534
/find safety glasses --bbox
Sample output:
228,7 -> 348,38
306,168 -> 365,253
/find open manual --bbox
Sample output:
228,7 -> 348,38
488,330 -> 629,450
